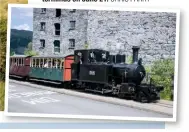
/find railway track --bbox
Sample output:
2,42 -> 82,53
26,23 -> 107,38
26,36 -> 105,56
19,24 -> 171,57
155,101 -> 173,108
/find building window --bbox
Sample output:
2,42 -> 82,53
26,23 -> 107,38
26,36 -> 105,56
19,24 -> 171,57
56,9 -> 61,17
70,21 -> 76,30
41,8 -> 46,13
54,40 -> 60,53
54,23 -> 60,35
40,39 -> 45,48
70,9 -> 76,13
69,39 -> 75,49
40,22 -> 45,31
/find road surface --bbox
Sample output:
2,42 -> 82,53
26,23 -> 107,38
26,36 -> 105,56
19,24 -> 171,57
8,82 -> 171,118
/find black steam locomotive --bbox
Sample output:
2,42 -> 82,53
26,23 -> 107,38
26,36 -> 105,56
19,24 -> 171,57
71,46 -> 164,103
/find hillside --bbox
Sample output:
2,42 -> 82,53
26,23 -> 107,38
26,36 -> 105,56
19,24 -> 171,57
10,29 -> 33,55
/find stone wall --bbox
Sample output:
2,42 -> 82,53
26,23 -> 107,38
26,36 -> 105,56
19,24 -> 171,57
87,10 -> 176,65
33,8 -> 88,56
33,9 -> 176,64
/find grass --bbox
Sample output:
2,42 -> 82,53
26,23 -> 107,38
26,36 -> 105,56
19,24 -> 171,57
0,81 -> 5,111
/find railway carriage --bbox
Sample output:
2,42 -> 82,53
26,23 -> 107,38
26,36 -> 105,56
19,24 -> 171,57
29,55 -> 74,83
9,55 -> 31,79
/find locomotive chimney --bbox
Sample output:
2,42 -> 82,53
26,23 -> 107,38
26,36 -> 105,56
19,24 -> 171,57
132,46 -> 140,63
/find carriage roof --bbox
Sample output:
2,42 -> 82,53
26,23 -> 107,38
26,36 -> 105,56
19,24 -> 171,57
31,54 -> 73,58
10,54 -> 74,59
10,55 -> 29,58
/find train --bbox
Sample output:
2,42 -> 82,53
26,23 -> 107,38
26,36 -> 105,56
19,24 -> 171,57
9,46 -> 164,103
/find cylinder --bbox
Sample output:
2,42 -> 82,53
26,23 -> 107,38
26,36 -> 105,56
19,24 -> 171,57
132,46 -> 140,63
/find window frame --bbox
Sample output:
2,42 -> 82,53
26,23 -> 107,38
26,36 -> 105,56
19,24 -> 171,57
54,40 -> 60,53
69,21 -> 76,30
56,9 -> 61,17
40,39 -> 45,48
69,39 -> 75,49
41,8 -> 46,14
40,22 -> 46,31
70,9 -> 76,13
54,23 -> 60,36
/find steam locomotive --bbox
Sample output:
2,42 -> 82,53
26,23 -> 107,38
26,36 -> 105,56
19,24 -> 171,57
71,46 -> 163,103
9,46 -> 164,103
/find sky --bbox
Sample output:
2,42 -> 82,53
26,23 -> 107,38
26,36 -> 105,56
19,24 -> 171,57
11,7 -> 33,31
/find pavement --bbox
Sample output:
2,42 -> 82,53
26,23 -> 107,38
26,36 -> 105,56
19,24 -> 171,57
8,80 -> 172,118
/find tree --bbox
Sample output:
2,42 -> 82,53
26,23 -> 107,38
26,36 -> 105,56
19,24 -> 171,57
24,42 -> 38,56
0,0 -> 28,111
10,49 -> 15,56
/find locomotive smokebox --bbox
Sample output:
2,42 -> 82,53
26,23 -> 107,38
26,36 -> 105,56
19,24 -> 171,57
132,46 -> 140,63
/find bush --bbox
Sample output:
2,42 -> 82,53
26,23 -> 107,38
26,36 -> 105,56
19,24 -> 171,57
0,82 -> 5,111
149,59 -> 174,100
24,42 -> 39,56
126,55 -> 132,64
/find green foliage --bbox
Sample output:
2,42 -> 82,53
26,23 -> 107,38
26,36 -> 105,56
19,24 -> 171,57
24,42 -> 38,56
84,42 -> 89,49
0,18 -> 7,81
150,59 -> 174,100
0,0 -> 28,111
10,29 -> 32,54
10,49 -> 15,56
144,65 -> 152,73
0,82 -> 5,111
126,55 -> 132,64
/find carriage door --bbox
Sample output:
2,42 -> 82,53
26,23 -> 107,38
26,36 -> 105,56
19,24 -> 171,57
63,55 -> 74,81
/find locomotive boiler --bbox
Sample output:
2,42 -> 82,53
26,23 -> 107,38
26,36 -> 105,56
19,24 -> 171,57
71,46 -> 164,103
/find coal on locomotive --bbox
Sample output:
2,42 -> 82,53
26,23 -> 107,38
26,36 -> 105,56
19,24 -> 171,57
9,46 -> 164,103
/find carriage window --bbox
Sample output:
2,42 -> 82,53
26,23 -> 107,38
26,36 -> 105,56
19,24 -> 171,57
52,59 -> 56,68
14,59 -> 16,65
54,59 -> 59,69
44,59 -> 49,68
15,58 -> 17,66
17,58 -> 19,65
20,58 -> 22,66
57,59 -> 61,69
61,61 -> 64,69
40,59 -> 44,67
33,59 -> 35,67
36,59 -> 40,67
18,58 -> 20,66
22,58 -> 24,66
49,59 -> 52,68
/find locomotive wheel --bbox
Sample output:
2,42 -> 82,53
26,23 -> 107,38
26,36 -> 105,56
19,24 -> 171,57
137,92 -> 148,103
118,92 -> 125,99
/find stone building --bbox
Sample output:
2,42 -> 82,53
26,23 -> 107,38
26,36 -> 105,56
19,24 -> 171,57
33,8 -> 176,65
